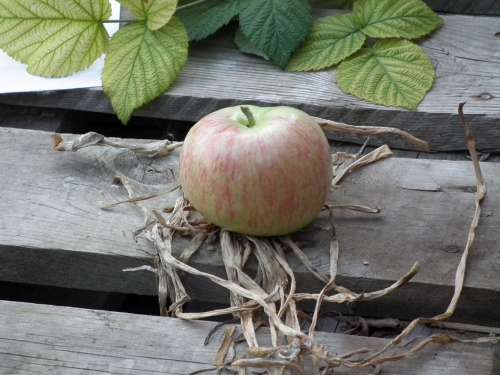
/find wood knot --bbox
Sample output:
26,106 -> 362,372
443,245 -> 460,254
471,92 -> 495,101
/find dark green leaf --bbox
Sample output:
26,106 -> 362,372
315,0 -> 354,9
177,0 -> 239,41
239,0 -> 313,69
234,28 -> 270,60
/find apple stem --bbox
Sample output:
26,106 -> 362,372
241,106 -> 256,128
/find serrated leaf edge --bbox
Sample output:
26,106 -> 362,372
336,39 -> 436,110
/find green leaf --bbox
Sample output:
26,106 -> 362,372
234,28 -> 269,60
239,0 -> 313,69
119,0 -> 177,30
354,0 -> 443,39
337,39 -> 435,110
103,17 -> 188,124
0,0 -> 111,77
287,14 -> 365,72
177,0 -> 239,41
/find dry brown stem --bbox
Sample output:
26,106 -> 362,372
52,131 -> 182,157
294,262 -> 419,305
332,144 -> 393,186
330,204 -> 380,214
215,326 -> 237,367
102,183 -> 180,209
315,117 -> 430,152
342,102 -> 494,369
54,108 -> 495,374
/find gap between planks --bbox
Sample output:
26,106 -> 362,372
1,104 -> 499,162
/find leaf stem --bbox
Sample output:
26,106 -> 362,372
176,0 -> 210,11
241,107 -> 256,128
102,0 -> 210,24
102,19 -> 135,23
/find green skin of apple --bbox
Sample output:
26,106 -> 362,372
179,105 -> 333,236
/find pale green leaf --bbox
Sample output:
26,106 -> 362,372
354,0 -> 443,39
337,39 -> 435,110
234,28 -> 269,60
239,0 -> 313,69
119,0 -> 177,30
287,14 -> 365,72
103,17 -> 188,124
177,0 -> 239,41
0,0 -> 111,77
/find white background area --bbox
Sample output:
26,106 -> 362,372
0,1 -> 120,94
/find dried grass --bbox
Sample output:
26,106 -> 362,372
315,117 -> 431,152
54,106 -> 497,374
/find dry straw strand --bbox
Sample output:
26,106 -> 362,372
53,106 -> 497,374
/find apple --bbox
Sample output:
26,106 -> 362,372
179,105 -> 332,236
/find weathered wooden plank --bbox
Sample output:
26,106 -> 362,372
3,103 -> 499,162
417,150 -> 500,162
424,0 -> 500,15
1,127 -> 500,326
3,104 -> 496,161
0,300 -> 497,375
0,10 -> 499,151
316,0 -> 500,15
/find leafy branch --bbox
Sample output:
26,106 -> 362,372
288,0 -> 442,109
0,0 -> 443,123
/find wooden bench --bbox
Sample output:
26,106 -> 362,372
1,126 -> 500,326
1,127 -> 499,372
1,2 -> 499,373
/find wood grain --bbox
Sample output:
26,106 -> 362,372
0,10 -> 499,151
3,104 -> 500,162
1,127 -> 500,325
316,0 -> 500,15
425,0 -> 500,15
0,300 -> 497,375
